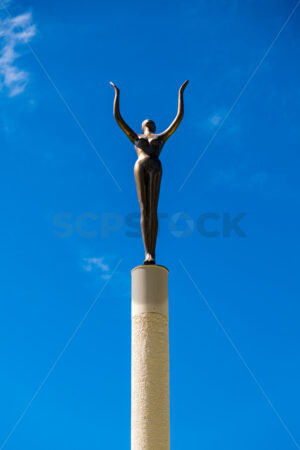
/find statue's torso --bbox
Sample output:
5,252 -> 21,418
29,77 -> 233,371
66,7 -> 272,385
134,135 -> 163,160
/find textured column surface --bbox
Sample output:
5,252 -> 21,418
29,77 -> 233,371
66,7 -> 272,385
131,265 -> 170,450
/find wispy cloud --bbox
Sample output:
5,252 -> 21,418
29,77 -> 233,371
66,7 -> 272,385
0,1 -> 12,10
209,113 -> 223,127
201,109 -> 242,138
81,255 -> 129,298
82,257 -> 110,276
0,4 -> 36,97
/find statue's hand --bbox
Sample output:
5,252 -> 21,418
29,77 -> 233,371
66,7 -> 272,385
179,80 -> 189,92
110,81 -> 119,92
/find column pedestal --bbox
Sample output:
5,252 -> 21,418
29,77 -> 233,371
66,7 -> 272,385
131,265 -> 170,450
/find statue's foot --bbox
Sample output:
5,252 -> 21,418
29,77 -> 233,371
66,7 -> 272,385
144,253 -> 155,265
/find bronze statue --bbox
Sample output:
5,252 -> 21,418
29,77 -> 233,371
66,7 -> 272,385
110,80 -> 189,265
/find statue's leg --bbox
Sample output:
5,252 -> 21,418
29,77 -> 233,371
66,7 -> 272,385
134,162 -> 151,262
148,165 -> 162,263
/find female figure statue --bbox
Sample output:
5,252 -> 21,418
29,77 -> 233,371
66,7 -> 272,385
110,80 -> 189,265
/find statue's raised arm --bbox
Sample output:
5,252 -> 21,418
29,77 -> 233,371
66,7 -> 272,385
158,80 -> 189,143
110,82 -> 138,144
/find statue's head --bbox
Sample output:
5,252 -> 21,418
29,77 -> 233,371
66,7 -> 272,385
142,119 -> 156,133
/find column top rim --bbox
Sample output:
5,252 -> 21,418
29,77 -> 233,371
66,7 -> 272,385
131,264 -> 169,274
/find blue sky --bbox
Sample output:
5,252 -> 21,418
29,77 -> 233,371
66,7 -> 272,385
0,0 -> 300,448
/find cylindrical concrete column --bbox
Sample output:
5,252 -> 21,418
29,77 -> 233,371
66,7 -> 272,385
131,265 -> 170,450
